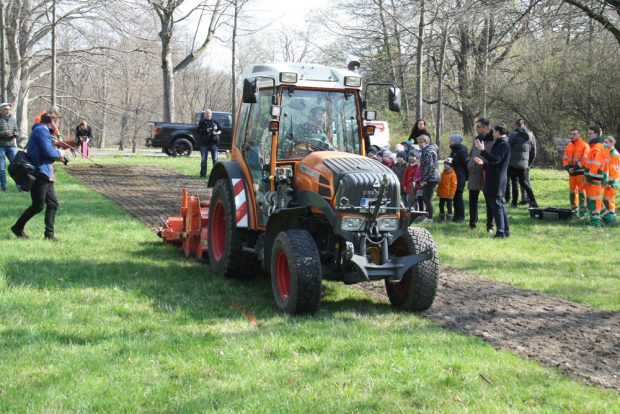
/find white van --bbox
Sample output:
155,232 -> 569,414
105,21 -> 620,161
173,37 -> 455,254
368,121 -> 390,150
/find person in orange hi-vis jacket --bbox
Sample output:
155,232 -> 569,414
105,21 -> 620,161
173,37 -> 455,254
436,157 -> 458,222
563,128 -> 590,218
583,126 -> 609,227
601,136 -> 619,226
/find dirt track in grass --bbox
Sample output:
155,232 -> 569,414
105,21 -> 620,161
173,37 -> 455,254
66,164 -> 620,393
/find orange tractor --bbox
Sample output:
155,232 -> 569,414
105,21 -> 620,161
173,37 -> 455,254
160,59 -> 439,314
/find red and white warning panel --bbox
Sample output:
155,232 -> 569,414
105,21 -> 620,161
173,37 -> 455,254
232,178 -> 248,228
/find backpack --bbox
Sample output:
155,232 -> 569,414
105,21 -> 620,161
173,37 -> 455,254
8,150 -> 36,191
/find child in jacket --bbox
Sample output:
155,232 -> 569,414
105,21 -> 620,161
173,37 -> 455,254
437,158 -> 458,222
403,151 -> 419,208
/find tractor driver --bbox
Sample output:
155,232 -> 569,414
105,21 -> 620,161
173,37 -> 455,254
293,106 -> 333,151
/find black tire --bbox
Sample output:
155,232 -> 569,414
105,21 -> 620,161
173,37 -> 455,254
207,179 -> 259,279
385,227 -> 439,311
170,138 -> 192,157
271,230 -> 322,315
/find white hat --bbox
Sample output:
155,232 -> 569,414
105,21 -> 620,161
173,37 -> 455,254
0,102 -> 10,108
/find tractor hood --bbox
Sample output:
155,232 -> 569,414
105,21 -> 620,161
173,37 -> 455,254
294,152 -> 401,209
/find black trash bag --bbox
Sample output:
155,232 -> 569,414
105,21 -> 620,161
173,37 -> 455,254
8,150 -> 36,191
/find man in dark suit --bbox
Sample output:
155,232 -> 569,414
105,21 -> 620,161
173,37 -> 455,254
474,124 -> 511,238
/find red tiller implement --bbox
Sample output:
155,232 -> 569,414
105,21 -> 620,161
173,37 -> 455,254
159,188 -> 210,260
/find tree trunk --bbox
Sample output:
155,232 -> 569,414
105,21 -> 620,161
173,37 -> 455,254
378,0 -> 397,82
415,0 -> 425,119
161,42 -> 174,122
51,0 -> 56,107
100,71 -> 108,149
0,2 -> 6,103
231,0 -> 238,124
16,76 -> 29,146
482,13 -> 490,119
389,0 -> 409,117
435,23 -> 448,147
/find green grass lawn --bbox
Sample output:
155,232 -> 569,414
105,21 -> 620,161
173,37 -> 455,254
0,161 -> 619,411
75,155 -> 619,310
423,168 -> 619,311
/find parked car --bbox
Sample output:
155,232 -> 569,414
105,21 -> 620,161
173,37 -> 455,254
146,111 -> 233,157
367,120 -> 390,150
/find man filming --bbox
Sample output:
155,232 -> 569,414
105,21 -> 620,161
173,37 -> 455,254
0,102 -> 20,192
11,109 -> 66,241
197,109 -> 221,178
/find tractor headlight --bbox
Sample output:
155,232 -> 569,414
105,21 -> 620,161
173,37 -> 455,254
377,217 -> 399,231
341,216 -> 366,231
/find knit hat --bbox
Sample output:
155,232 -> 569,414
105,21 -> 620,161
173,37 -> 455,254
396,151 -> 407,160
449,133 -> 463,144
444,157 -> 453,166
394,143 -> 405,152
0,102 -> 10,109
408,150 -> 419,159
383,150 -> 393,158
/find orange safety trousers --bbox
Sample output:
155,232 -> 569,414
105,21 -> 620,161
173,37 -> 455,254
569,175 -> 586,191
604,186 -> 616,213
569,175 -> 586,207
586,181 -> 603,215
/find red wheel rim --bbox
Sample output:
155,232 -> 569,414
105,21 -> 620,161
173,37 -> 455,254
392,281 -> 407,296
276,251 -> 290,301
211,201 -> 226,261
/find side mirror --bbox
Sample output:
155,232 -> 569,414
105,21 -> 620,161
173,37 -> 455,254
388,86 -> 401,112
364,110 -> 377,121
242,78 -> 258,104
364,125 -> 376,137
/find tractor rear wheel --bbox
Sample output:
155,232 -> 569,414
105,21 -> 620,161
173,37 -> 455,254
385,227 -> 439,311
271,230 -> 322,315
207,178 -> 259,279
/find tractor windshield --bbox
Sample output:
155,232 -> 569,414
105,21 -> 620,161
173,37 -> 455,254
277,89 -> 361,159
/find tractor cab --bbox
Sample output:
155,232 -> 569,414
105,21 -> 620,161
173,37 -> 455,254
233,62 -> 400,228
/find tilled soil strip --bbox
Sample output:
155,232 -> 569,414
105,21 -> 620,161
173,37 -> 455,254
66,164 -> 620,393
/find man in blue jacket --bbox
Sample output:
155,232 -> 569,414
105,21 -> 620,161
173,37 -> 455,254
11,110 -> 66,241
474,124 -> 511,238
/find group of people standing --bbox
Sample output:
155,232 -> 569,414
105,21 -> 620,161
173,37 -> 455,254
563,127 -> 618,227
371,118 -> 542,238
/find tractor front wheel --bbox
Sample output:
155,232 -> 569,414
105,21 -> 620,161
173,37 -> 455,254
385,227 -> 439,311
270,230 -> 322,315
207,178 -> 259,279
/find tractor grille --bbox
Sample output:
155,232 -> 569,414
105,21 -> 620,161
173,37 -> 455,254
324,157 -> 400,208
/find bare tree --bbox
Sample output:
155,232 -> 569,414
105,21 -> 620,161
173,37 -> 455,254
561,0 -> 620,45
147,0 -> 224,122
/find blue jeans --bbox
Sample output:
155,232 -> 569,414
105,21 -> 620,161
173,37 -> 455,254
0,146 -> 18,190
200,144 -> 218,177
489,195 -> 510,237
